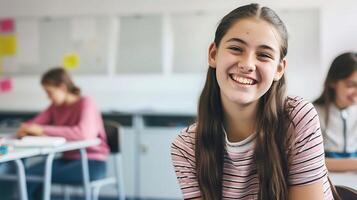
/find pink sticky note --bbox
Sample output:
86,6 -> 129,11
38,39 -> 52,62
0,18 -> 15,33
0,78 -> 12,92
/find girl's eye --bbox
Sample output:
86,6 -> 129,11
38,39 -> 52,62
257,53 -> 273,60
345,82 -> 357,88
228,46 -> 243,52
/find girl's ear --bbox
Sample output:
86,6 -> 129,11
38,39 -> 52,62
274,59 -> 287,81
208,42 -> 217,68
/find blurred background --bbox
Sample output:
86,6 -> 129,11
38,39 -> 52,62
0,0 -> 356,199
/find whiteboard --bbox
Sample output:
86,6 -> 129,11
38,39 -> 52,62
4,16 -> 110,75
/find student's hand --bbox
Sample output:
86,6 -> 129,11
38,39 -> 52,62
25,124 -> 44,136
16,123 -> 29,138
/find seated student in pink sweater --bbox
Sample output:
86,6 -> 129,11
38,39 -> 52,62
16,67 -> 109,199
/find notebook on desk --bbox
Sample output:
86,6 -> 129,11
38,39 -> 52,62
13,136 -> 66,147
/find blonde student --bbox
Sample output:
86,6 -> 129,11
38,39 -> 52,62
171,4 -> 337,200
16,67 -> 109,199
314,52 -> 357,172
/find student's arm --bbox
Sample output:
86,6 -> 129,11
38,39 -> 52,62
288,180 -> 324,200
325,157 -> 357,172
17,106 -> 53,137
288,101 -> 326,199
41,97 -> 100,141
27,106 -> 53,125
171,127 -> 202,200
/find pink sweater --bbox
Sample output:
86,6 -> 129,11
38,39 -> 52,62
28,96 -> 109,161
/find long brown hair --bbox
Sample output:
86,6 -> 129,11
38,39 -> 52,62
196,4 -> 291,199
314,52 -> 357,124
41,67 -> 81,95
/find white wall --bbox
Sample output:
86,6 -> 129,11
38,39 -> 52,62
0,0 -> 356,113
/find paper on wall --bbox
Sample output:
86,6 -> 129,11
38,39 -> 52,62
0,18 -> 15,33
63,53 -> 80,69
16,20 -> 39,65
0,35 -> 17,56
0,77 -> 13,93
71,18 -> 96,42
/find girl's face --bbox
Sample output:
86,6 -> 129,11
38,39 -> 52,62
43,84 -> 67,106
333,70 -> 357,109
209,18 -> 286,106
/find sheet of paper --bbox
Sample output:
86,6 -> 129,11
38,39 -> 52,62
71,18 -> 96,41
13,136 -> 66,147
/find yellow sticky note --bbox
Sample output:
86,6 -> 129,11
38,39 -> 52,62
0,35 -> 17,56
63,53 -> 80,69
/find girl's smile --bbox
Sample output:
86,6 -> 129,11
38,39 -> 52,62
229,74 -> 257,85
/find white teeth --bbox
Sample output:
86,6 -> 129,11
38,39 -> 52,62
231,75 -> 254,85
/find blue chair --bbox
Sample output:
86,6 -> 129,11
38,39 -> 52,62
335,185 -> 357,200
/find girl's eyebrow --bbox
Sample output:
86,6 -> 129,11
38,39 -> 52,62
346,79 -> 357,84
226,37 -> 277,53
226,38 -> 247,45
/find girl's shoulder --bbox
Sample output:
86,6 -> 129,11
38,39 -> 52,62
171,123 -> 197,150
285,96 -> 321,147
78,96 -> 99,108
285,95 -> 317,121
80,96 -> 95,104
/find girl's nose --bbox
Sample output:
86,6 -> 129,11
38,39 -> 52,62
238,54 -> 255,73
238,60 -> 255,73
238,64 -> 255,73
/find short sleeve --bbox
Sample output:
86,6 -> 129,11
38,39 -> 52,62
288,99 -> 328,186
171,126 -> 202,199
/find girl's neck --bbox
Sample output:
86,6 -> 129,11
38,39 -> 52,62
334,101 -> 348,110
222,100 -> 258,143
64,93 -> 80,105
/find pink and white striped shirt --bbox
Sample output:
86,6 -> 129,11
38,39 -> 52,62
171,96 -> 333,199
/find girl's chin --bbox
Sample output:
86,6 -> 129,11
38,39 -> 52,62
227,96 -> 258,105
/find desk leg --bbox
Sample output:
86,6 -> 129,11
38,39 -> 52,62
14,159 -> 28,200
80,148 -> 90,200
43,153 -> 55,200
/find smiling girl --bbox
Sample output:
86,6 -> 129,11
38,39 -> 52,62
171,4 -> 335,200
314,52 -> 357,172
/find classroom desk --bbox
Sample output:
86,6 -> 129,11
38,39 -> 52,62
0,137 -> 100,200
39,139 -> 100,200
0,147 -> 41,200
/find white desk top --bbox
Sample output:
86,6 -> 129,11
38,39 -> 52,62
0,147 -> 41,163
40,139 -> 100,154
0,136 -> 101,163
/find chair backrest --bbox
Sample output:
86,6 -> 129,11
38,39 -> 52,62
335,185 -> 357,200
103,120 -> 122,153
